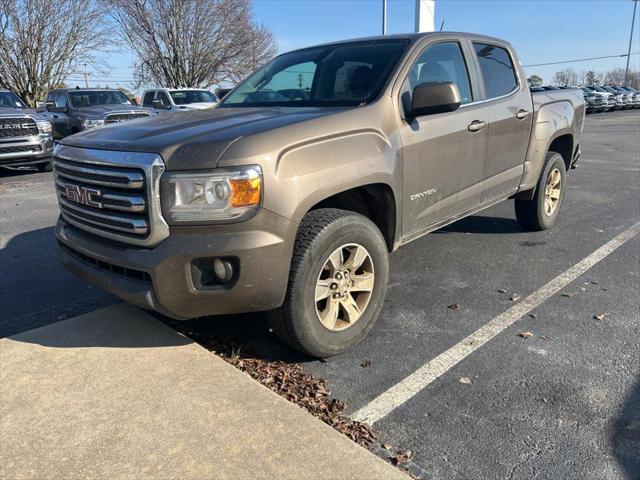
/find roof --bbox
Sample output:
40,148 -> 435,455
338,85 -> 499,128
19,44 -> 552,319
304,31 -> 510,49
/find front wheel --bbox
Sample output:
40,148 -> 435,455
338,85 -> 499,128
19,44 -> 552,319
515,152 -> 566,231
268,208 -> 389,358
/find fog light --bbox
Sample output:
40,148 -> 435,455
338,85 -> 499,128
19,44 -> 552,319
213,258 -> 233,283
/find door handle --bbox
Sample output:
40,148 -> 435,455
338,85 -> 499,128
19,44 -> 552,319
467,120 -> 487,132
516,109 -> 530,119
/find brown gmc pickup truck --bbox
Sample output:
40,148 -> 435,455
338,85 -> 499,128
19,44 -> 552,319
54,33 -> 585,357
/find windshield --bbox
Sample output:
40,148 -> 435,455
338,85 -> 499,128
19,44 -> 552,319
68,90 -> 132,108
170,90 -> 218,105
0,91 -> 27,109
220,39 -> 410,108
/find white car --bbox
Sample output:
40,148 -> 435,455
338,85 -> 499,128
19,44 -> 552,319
141,88 -> 219,112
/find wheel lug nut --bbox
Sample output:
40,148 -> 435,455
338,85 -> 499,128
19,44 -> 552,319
330,283 -> 338,290
335,273 -> 342,280
332,292 -> 340,299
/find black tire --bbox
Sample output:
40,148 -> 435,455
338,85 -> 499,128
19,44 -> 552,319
515,152 -> 566,231
268,208 -> 389,358
37,161 -> 52,172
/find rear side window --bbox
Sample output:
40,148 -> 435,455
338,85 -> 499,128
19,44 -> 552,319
142,91 -> 155,107
473,43 -> 518,99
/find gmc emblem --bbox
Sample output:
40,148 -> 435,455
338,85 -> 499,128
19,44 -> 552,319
63,184 -> 103,208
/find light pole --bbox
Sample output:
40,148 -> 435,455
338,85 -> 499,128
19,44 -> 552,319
382,0 -> 387,35
624,0 -> 638,85
83,63 -> 89,88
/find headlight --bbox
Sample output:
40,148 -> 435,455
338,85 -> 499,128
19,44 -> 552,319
82,119 -> 105,129
161,166 -> 262,223
36,120 -> 52,134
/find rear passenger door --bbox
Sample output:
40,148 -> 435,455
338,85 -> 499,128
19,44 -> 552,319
471,42 -> 533,202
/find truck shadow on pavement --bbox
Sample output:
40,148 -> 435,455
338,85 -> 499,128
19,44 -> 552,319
613,375 -> 640,479
0,226 -> 116,338
161,312 -> 311,364
438,215 -> 524,234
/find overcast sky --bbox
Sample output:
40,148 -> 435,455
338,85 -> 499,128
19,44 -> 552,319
67,0 -> 639,91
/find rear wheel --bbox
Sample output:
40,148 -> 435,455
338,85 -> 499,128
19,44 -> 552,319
515,152 -> 566,231
268,208 -> 389,358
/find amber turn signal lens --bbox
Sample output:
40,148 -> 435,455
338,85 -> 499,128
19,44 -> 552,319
229,177 -> 261,207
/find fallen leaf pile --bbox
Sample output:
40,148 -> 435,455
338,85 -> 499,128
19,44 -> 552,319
174,329 -> 377,446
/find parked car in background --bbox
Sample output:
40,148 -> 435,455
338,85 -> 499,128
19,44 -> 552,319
52,32 -> 584,357
609,86 -> 637,108
43,88 -> 153,140
604,86 -> 632,109
620,86 -> 640,107
590,86 -> 625,110
0,89 -> 54,171
579,87 -> 606,113
584,86 -> 617,111
141,88 -> 219,112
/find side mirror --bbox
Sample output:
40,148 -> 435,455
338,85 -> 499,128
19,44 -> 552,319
409,82 -> 462,117
152,99 -> 170,110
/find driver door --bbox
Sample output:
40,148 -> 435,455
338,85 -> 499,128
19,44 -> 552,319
45,91 -> 71,140
400,40 -> 488,237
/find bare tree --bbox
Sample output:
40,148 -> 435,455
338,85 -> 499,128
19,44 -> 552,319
551,69 -> 578,87
0,0 -> 113,106
604,68 -> 626,86
109,0 -> 277,88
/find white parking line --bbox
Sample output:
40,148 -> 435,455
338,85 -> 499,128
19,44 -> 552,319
351,222 -> 640,426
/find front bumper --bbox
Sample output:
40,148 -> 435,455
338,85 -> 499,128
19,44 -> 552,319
56,209 -> 297,319
0,134 -> 53,167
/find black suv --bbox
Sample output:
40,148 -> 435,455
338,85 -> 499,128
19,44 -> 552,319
43,88 -> 153,140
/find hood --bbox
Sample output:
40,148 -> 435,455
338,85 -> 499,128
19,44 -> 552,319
60,106 -> 344,170
174,102 -> 218,111
73,104 -> 151,118
0,106 -> 49,121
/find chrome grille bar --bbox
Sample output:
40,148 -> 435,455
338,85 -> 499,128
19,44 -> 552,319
54,160 -> 144,189
59,197 -> 148,235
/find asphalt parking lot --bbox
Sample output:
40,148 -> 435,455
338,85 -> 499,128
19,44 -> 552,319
1,110 -> 639,480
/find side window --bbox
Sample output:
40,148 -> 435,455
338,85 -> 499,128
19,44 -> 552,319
56,93 -> 68,109
46,92 -> 57,110
404,42 -> 473,104
158,91 -> 171,107
142,91 -> 155,107
473,43 -> 518,99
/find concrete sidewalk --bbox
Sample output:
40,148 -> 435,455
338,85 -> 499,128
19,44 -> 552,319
1,304 -> 406,480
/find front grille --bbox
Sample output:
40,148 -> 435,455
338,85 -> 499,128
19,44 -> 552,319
105,112 -> 150,124
0,144 -> 42,154
53,145 -> 169,247
60,242 -> 151,283
0,117 -> 38,138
